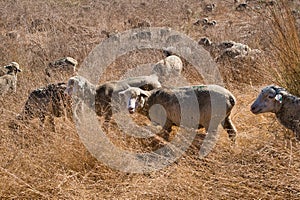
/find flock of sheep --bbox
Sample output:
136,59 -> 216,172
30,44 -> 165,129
198,37 -> 262,62
1,51 -> 299,151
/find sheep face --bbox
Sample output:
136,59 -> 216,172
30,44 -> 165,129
119,87 -> 150,114
65,76 -> 85,96
65,78 -> 76,96
5,62 -> 22,74
198,37 -> 212,46
251,86 -> 283,114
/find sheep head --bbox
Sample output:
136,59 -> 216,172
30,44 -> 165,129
119,87 -> 151,114
251,85 -> 285,114
5,62 -> 22,74
65,76 -> 87,96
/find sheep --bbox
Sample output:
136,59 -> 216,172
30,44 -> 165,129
151,55 -> 183,84
207,20 -> 217,26
251,85 -> 300,140
204,3 -> 216,12
64,76 -> 96,121
0,62 -> 21,77
215,40 -> 260,61
0,62 -> 22,95
119,85 -> 237,147
194,18 -> 217,31
125,17 -> 151,28
193,18 -> 206,26
218,41 -> 251,53
216,48 -> 242,61
194,18 -> 216,26
17,82 -> 72,132
65,74 -> 162,122
45,57 -> 78,82
236,3 -> 248,11
198,37 -> 213,47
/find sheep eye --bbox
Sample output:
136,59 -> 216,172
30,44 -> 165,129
268,96 -> 273,99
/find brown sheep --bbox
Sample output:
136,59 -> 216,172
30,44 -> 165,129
17,83 -> 72,132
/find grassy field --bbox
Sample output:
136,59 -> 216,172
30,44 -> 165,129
1,0 -> 300,199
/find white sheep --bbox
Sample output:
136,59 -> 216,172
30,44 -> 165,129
64,76 -> 96,121
119,85 -> 237,153
251,85 -> 300,139
215,40 -> 260,61
65,74 -> 162,122
17,82 -> 72,132
152,55 -> 183,83
0,62 -> 22,95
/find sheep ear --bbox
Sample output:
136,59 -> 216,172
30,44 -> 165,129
275,94 -> 282,103
118,91 -> 125,97
140,90 -> 150,97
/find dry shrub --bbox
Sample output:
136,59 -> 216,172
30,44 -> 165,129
267,0 -> 300,96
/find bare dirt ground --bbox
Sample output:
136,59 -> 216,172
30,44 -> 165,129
1,0 -> 300,199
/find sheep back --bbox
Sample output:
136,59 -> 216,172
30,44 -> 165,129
276,94 -> 300,136
143,85 -> 235,130
20,83 -> 71,121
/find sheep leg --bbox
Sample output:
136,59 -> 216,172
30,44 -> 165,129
222,116 -> 237,141
49,116 -> 56,132
104,107 -> 112,123
295,130 -> 300,141
159,119 -> 173,141
67,108 -> 73,121
73,99 -> 82,122
199,119 -> 221,158
199,128 -> 219,158
39,115 -> 46,130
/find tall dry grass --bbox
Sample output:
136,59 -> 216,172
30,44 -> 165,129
1,0 -> 300,199
267,0 -> 300,96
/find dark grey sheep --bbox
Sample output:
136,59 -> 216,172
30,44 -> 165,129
45,57 -> 78,82
17,83 -> 72,132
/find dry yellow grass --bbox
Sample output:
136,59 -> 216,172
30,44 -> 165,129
1,0 -> 300,199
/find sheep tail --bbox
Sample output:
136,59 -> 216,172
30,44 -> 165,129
229,95 -> 236,107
